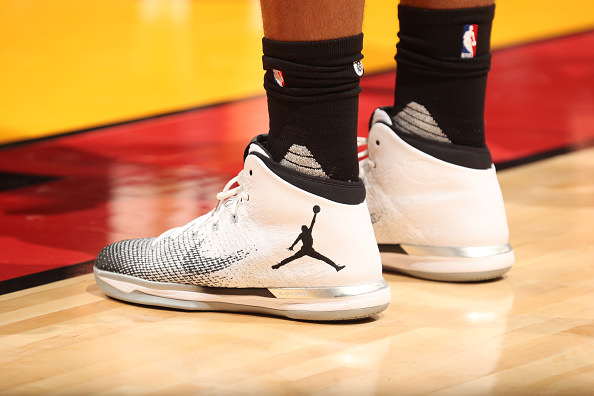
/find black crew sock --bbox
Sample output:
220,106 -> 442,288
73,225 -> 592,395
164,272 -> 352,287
392,5 -> 495,148
262,34 -> 364,182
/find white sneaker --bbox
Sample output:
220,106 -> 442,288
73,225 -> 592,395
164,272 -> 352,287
359,107 -> 514,282
94,135 -> 390,321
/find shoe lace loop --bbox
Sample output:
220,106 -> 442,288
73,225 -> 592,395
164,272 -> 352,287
213,170 -> 249,223
152,170 -> 249,245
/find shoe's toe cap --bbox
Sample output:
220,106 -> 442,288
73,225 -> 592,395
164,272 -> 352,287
94,238 -> 154,277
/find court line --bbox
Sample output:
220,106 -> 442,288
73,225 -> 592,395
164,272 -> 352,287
0,261 -> 94,295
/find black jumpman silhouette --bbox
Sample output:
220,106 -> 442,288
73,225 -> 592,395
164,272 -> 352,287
272,205 -> 345,272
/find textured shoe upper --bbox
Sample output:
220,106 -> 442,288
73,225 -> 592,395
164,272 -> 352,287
95,137 -> 382,288
95,227 -> 253,285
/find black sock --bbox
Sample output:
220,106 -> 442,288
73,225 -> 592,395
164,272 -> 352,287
392,5 -> 495,148
262,34 -> 364,182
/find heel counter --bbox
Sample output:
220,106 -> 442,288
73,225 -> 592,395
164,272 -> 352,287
368,122 -> 510,247
315,200 -> 383,284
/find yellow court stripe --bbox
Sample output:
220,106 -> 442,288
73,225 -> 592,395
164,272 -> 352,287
0,0 -> 593,144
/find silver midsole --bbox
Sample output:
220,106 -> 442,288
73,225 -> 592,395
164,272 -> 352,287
399,243 -> 513,258
94,268 -> 388,300
269,280 -> 388,299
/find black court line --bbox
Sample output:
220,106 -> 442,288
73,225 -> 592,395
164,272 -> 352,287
0,261 -> 95,295
495,138 -> 594,171
0,171 -> 62,192
0,95 -> 264,152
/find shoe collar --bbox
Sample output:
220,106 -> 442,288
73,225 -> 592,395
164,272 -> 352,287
243,134 -> 271,160
242,134 -> 366,206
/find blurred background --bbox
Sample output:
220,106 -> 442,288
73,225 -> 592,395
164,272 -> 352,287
1,0 -> 593,145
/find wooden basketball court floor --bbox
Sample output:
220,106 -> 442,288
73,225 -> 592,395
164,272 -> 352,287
1,1 -> 594,394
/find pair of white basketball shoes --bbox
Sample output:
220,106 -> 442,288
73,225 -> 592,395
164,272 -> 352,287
94,107 -> 514,321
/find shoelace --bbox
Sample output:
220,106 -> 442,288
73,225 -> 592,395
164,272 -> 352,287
152,170 -> 249,245
357,137 -> 375,178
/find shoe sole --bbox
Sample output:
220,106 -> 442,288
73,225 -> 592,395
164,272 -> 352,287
380,249 -> 514,282
94,268 -> 391,321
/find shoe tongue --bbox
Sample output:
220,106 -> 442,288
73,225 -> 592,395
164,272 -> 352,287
243,134 -> 271,160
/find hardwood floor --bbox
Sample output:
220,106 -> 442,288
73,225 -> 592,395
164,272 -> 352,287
2,148 -> 593,395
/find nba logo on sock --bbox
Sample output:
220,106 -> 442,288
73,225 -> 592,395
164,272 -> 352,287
461,24 -> 478,58
273,69 -> 285,87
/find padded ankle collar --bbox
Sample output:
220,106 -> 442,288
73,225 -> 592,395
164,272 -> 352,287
370,108 -> 493,170
244,134 -> 366,205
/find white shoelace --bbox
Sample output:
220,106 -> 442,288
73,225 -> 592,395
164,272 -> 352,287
357,137 -> 375,178
152,170 -> 249,245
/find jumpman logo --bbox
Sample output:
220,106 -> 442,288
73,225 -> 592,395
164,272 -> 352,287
272,205 -> 345,272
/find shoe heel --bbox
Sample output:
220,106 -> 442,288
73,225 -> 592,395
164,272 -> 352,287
380,249 -> 514,282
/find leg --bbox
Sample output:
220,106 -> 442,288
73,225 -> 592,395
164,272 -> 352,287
393,0 -> 495,151
260,0 -> 365,181
360,0 -> 514,281
260,0 -> 364,41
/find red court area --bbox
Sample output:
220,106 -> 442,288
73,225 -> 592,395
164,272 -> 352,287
1,31 -> 593,285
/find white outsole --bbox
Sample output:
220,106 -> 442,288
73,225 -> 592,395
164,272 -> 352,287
94,268 -> 391,321
380,250 -> 514,282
